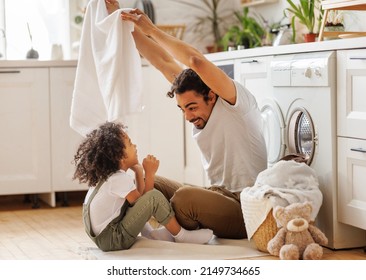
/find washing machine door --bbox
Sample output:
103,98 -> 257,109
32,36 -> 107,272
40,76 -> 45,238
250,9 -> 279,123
260,99 -> 286,167
287,107 -> 316,165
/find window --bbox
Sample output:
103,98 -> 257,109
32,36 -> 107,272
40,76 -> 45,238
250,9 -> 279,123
0,0 -> 5,59
1,0 -> 70,60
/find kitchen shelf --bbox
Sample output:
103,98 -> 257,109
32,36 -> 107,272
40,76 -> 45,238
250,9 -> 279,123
318,0 -> 366,41
241,0 -> 278,7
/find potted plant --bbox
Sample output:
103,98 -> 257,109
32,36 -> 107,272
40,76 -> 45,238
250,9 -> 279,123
175,0 -> 236,52
220,7 -> 265,50
285,0 -> 323,42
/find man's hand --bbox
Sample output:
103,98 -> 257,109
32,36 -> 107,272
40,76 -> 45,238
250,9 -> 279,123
121,8 -> 156,36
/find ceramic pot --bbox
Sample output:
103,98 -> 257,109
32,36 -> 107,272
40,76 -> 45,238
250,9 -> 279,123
206,45 -> 224,53
304,33 -> 317,42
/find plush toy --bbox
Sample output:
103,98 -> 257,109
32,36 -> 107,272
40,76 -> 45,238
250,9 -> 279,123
267,201 -> 328,260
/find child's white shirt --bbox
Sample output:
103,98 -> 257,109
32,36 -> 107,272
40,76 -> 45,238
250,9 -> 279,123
84,170 -> 135,235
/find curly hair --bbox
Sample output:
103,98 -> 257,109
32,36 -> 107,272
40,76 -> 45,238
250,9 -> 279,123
167,68 -> 211,102
72,122 -> 128,187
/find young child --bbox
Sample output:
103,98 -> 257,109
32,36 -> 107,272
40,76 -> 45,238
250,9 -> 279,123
73,122 -> 213,251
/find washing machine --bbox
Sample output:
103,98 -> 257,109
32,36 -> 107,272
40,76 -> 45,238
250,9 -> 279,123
256,51 -> 366,249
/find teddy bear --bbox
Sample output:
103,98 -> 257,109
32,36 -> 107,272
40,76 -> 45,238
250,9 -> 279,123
267,201 -> 328,260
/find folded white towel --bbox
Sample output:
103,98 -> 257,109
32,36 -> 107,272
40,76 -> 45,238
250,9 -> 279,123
70,0 -> 143,137
240,160 -> 323,240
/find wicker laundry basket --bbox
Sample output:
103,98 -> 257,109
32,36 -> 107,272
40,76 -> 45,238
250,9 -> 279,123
251,209 -> 279,252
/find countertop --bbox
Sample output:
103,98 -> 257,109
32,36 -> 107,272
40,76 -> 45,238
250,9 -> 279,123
1,37 -> 365,68
0,59 -> 78,68
205,37 -> 366,61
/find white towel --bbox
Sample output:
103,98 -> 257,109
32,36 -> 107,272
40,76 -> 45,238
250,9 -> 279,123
240,160 -> 323,240
70,0 -> 143,137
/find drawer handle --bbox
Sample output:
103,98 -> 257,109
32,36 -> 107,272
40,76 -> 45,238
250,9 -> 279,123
349,57 -> 366,60
241,59 -> 258,64
0,70 -> 21,74
350,148 -> 366,153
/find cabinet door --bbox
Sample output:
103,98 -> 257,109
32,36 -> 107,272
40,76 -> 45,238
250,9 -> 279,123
124,63 -> 184,182
236,55 -> 273,108
0,68 -> 51,195
337,49 -> 366,139
50,67 -> 87,192
338,137 -> 366,230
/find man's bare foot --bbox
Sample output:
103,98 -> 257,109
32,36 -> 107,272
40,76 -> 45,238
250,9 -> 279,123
105,0 -> 120,15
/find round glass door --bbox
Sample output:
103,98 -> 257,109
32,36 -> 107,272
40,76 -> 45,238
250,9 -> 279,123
287,108 -> 315,165
261,101 -> 285,166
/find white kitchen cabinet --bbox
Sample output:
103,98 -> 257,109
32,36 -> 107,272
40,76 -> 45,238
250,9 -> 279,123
337,49 -> 366,139
124,62 -> 184,182
49,64 -> 184,194
50,63 -> 184,197
235,55 -> 273,109
50,67 -> 88,194
338,137 -> 366,230
0,62 -> 184,207
337,49 -> 366,230
0,68 -> 51,198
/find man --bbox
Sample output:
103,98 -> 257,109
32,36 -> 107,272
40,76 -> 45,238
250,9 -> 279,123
106,0 -> 267,239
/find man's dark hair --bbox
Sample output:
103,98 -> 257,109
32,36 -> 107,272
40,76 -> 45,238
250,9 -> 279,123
167,68 -> 211,102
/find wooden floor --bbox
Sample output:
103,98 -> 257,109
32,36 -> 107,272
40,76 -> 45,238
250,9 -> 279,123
0,193 -> 365,260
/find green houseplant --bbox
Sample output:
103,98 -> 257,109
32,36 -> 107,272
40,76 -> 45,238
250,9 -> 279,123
174,0 -> 236,52
285,0 -> 323,42
220,7 -> 265,50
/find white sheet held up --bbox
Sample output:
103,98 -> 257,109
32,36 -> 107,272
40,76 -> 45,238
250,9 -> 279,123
70,0 -> 143,137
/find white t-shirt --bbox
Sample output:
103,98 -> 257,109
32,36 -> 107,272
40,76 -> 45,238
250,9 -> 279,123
84,170 -> 135,235
193,80 -> 267,192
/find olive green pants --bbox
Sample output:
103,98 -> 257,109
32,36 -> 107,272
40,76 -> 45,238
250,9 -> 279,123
84,187 -> 175,252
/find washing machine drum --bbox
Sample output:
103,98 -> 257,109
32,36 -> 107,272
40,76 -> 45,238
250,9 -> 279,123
287,108 -> 316,165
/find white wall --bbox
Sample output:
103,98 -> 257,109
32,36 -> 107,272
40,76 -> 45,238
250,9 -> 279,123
119,0 -> 241,53
2,0 -> 70,60
126,0 -> 366,48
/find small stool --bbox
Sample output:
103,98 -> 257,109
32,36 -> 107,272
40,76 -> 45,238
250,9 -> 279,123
318,0 -> 366,41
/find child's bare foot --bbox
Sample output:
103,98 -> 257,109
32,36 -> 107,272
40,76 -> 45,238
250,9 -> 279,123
105,0 -> 120,15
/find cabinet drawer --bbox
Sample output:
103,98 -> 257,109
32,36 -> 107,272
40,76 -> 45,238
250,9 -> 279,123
337,137 -> 366,230
236,55 -> 272,75
337,49 -> 366,139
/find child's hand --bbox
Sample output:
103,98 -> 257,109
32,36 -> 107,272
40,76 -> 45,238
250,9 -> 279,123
142,154 -> 159,175
130,163 -> 143,174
